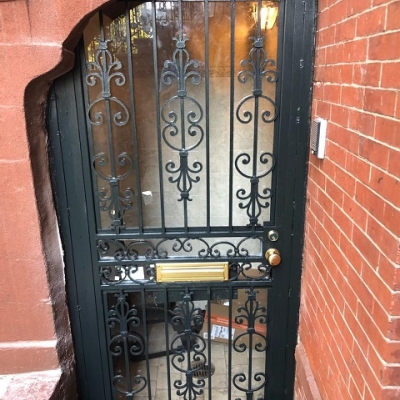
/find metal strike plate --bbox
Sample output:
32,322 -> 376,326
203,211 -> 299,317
156,262 -> 229,282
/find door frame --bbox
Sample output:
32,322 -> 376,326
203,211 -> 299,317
47,0 -> 316,398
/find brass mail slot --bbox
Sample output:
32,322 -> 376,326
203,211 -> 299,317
155,262 -> 229,282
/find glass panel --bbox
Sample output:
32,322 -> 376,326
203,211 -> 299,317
84,0 -> 279,231
105,286 -> 268,399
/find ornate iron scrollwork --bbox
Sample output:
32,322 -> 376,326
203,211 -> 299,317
161,31 -> 204,202
170,291 -> 206,399
108,293 -> 147,397
233,287 -> 268,395
236,33 -> 278,226
86,36 -> 134,230
98,237 -> 262,261
100,265 -> 156,285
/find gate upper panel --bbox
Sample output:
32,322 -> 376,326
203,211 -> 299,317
83,0 -> 279,233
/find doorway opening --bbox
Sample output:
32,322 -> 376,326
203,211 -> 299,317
47,0 -> 315,398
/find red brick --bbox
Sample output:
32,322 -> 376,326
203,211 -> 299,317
335,17 -> 356,43
358,137 -> 390,170
369,167 -> 400,208
347,0 -> 373,17
367,217 -> 399,261
369,32 -> 400,61
328,0 -> 347,26
375,117 -> 400,149
352,224 -> 380,267
318,7 -> 330,30
341,85 -> 364,109
380,365 -> 400,387
309,162 -> 326,190
326,43 -> 344,64
331,104 -> 349,127
356,6 -> 386,37
343,38 -> 368,62
326,140 -> 346,167
355,181 -> 385,223
382,202 -> 400,237
316,100 -> 331,120
346,153 -> 370,184
343,194 -> 368,230
348,110 -> 375,137
324,84 -> 341,104
381,62 -> 400,90
387,1 -> 400,30
397,94 -> 400,119
335,166 -> 357,195
364,89 -> 396,117
318,25 -> 336,47
313,83 -> 324,100
381,388 -> 400,400
388,149 -> 400,177
333,204 -> 354,240
378,254 -> 400,290
330,123 -> 359,154
353,63 -> 381,87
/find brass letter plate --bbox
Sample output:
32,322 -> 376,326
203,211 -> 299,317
155,262 -> 229,282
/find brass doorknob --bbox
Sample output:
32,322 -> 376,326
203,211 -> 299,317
265,248 -> 281,267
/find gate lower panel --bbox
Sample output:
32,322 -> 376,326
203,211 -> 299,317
104,283 -> 270,400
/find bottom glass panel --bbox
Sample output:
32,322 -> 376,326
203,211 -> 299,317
105,286 -> 269,400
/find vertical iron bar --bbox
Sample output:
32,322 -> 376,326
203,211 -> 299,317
207,285 -> 212,400
122,297 -> 134,396
252,97 -> 259,233
163,287 -> 173,400
248,287 -> 254,396
99,12 -> 116,180
151,1 -> 166,231
103,291 -> 116,399
228,0 -> 235,231
178,0 -> 188,230
228,285 -> 233,400
205,0 -> 211,231
125,4 -> 144,232
140,288 -> 152,399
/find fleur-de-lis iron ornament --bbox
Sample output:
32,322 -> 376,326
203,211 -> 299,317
86,37 -> 134,230
233,287 -> 268,395
108,293 -> 147,397
161,31 -> 204,203
236,32 -> 278,226
170,291 -> 207,400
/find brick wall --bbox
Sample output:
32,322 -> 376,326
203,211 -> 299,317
298,0 -> 400,399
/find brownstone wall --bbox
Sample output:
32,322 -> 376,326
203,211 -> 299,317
0,0 -> 109,397
297,0 -> 400,399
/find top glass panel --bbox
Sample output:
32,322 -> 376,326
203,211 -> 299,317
83,0 -> 280,232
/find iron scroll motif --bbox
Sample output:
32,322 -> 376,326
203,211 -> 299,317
170,291 -> 207,399
97,236 -> 263,261
161,31 -> 204,202
236,32 -> 278,226
233,287 -> 268,396
107,293 -> 147,398
86,36 -> 134,230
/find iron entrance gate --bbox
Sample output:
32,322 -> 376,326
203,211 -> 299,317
47,0 -> 315,398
